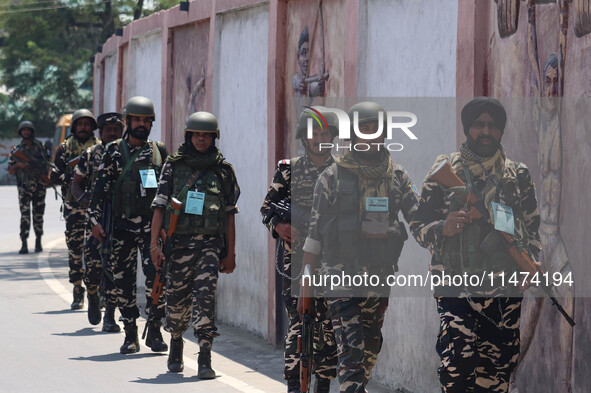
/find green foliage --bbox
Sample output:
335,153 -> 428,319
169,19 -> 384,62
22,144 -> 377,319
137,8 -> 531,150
0,0 -> 177,139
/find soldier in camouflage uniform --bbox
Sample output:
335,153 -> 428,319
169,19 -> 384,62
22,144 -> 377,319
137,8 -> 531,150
260,107 -> 338,393
8,121 -> 50,254
410,97 -> 541,393
89,96 -> 168,354
301,102 -> 418,393
71,112 -> 123,331
150,112 -> 240,378
51,109 -> 100,309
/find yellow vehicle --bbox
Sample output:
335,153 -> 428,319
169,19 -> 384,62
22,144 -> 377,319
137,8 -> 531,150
51,114 -> 72,162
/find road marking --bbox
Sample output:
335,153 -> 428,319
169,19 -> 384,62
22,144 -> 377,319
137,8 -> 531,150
37,236 -> 279,393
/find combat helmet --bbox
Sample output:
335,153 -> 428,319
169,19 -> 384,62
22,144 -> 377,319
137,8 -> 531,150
346,101 -> 387,140
123,96 -> 155,121
185,112 -> 220,139
295,107 -> 339,140
17,120 -> 36,137
71,109 -> 98,131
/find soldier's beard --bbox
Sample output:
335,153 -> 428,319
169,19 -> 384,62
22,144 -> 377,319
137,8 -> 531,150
130,126 -> 150,141
21,134 -> 34,141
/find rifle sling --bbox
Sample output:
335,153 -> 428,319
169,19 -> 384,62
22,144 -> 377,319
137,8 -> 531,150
113,140 -> 147,195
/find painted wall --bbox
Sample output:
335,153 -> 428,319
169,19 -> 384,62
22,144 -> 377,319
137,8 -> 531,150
128,30 -> 164,143
103,51 -> 118,113
169,21 -> 209,149
357,1 -> 458,392
213,4 -> 270,337
459,1 -> 591,392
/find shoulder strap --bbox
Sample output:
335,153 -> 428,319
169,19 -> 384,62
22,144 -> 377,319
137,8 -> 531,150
175,165 -> 202,203
151,141 -> 163,167
114,140 -> 146,193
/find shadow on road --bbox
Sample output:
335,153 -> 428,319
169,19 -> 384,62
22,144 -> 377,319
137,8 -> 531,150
130,373 -> 202,384
70,352 -> 166,362
52,327 -> 101,337
34,309 -> 79,315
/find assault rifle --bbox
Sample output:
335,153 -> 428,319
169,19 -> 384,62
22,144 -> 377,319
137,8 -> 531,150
142,197 -> 182,338
298,264 -> 313,392
430,160 -> 575,326
263,199 -> 311,233
12,148 -> 50,185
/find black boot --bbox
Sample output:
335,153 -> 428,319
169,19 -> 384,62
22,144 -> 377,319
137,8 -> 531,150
19,239 -> 28,254
87,291 -> 101,325
102,306 -> 121,332
197,347 -> 216,379
287,379 -> 301,393
120,322 -> 140,354
71,285 -> 85,310
167,337 -> 184,372
145,320 -> 168,352
314,377 -> 331,393
34,236 -> 42,252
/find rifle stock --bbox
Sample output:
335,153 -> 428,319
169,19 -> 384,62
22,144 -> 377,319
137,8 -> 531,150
142,197 -> 183,337
68,156 -> 81,168
299,264 -> 313,392
430,160 -> 575,326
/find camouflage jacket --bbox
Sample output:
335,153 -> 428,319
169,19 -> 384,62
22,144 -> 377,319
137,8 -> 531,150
151,154 -> 240,246
74,142 -> 104,194
88,138 -> 167,233
8,139 -> 49,187
409,152 -> 542,296
51,135 -> 99,205
260,154 -> 334,254
303,160 -> 418,259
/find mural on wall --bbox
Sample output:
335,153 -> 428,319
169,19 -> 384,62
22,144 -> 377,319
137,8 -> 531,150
170,21 -> 209,150
574,0 -> 591,37
490,1 -> 581,391
284,0 -> 345,156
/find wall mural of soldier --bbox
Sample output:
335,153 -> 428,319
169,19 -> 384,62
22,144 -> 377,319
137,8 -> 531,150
497,1 -> 577,391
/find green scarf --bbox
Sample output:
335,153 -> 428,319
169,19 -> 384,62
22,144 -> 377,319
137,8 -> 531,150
166,142 -> 224,169
336,150 -> 393,216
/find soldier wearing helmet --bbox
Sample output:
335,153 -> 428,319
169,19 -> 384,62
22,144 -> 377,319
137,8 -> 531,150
70,112 -> 124,332
299,102 -> 419,393
50,109 -> 99,310
89,96 -> 169,355
260,107 -> 338,393
151,111 -> 240,378
8,120 -> 50,254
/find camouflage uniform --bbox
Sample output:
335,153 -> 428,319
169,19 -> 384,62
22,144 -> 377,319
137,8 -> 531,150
260,154 -> 338,386
151,148 -> 240,349
74,143 -> 117,308
51,135 -> 99,284
88,138 -> 167,325
410,144 -> 541,393
8,140 -> 49,241
303,153 -> 418,393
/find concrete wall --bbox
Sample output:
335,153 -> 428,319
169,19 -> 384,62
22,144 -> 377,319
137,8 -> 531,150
103,51 -> 118,113
128,30 -> 164,143
213,4 -> 270,337
358,1 -> 458,392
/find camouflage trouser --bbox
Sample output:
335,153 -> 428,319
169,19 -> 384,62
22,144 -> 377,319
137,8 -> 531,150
17,182 -> 46,239
165,235 -> 223,349
280,241 -> 337,382
64,204 -> 86,284
326,295 -> 389,393
110,228 -> 165,324
435,297 -> 521,393
82,223 -> 117,307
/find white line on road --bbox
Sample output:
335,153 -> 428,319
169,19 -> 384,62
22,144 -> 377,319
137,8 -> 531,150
36,236 -> 273,393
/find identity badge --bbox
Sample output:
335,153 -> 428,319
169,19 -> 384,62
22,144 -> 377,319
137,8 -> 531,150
185,191 -> 205,215
492,202 -> 514,235
366,197 -> 389,212
139,169 -> 158,189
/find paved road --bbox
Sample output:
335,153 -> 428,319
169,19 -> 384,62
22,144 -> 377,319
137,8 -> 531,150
0,185 -> 393,393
